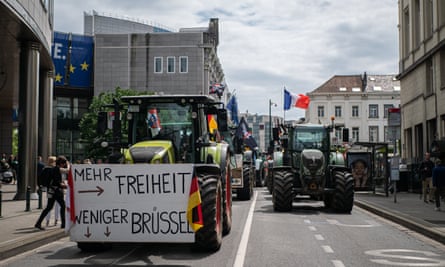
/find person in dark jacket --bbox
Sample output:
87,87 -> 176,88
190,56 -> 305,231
432,159 -> 445,211
418,152 -> 435,203
34,156 -> 67,230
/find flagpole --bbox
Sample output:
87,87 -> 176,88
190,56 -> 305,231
269,99 -> 272,146
283,86 -> 286,124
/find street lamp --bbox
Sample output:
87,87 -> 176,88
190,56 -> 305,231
269,99 -> 277,149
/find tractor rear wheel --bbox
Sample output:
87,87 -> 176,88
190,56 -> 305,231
237,166 -> 253,200
222,159 -> 232,236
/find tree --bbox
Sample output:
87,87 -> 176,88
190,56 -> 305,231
79,87 -> 152,161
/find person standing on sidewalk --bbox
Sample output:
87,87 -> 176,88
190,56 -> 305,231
418,152 -> 435,203
432,158 -> 445,211
34,156 -> 68,230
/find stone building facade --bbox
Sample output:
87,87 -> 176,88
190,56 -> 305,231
398,0 -> 445,162
306,74 -> 400,146
0,0 -> 54,198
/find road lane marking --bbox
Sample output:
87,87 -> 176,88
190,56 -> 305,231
322,245 -> 334,253
326,219 -> 380,227
315,234 -> 324,241
332,260 -> 345,267
304,219 -> 311,224
365,249 -> 445,266
308,226 -> 317,231
233,191 -> 258,267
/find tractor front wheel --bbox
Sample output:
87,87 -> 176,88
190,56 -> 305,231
195,173 -> 223,251
272,170 -> 294,212
332,171 -> 354,213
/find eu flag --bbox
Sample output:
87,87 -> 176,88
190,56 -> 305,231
69,34 -> 93,88
52,32 -> 69,86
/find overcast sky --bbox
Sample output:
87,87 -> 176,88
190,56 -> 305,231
54,0 -> 399,120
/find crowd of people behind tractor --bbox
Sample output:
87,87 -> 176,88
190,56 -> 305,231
418,152 -> 445,211
1,153 -> 18,184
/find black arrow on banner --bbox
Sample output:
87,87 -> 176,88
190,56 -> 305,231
84,227 -> 91,238
78,186 -> 104,196
104,226 -> 111,237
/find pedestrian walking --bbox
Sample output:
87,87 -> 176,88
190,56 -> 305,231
418,152 -> 435,203
34,156 -> 68,230
432,158 -> 445,211
37,156 -> 59,226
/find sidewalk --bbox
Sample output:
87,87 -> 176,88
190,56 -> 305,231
0,183 -> 444,261
355,191 -> 445,245
0,183 -> 67,261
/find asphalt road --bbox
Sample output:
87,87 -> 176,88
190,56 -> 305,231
1,188 -> 445,267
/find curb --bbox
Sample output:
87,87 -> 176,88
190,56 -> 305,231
0,229 -> 68,261
354,199 -> 445,245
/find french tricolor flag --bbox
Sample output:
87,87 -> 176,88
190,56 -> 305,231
284,89 -> 310,110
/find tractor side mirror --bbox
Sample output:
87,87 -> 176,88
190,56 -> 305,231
217,109 -> 228,132
97,111 -> 107,135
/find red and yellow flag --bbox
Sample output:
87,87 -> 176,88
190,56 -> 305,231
207,114 -> 218,134
187,176 -> 203,232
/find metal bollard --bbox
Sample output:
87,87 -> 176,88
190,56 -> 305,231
0,190 -> 2,217
25,186 -> 31,212
38,187 -> 42,209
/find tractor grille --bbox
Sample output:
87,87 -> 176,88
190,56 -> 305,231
302,150 -> 324,173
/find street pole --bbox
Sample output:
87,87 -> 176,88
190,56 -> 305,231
269,99 -> 272,145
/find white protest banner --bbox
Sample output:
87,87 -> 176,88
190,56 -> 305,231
68,164 -> 195,243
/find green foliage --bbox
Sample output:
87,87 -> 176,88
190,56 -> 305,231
12,128 -> 18,155
79,87 -> 152,160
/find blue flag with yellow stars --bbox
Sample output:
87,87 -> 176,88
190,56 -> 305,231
52,32 -> 69,86
69,34 -> 93,88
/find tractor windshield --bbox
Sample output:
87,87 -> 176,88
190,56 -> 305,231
293,127 -> 328,151
131,102 -> 193,150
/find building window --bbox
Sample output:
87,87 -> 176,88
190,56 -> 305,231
179,56 -> 188,73
57,97 -> 72,120
424,0 -> 434,38
335,106 -> 342,117
352,127 -> 359,142
317,106 -> 324,117
384,104 -> 394,118
369,104 -> 378,118
426,58 -> 434,95
440,49 -> 445,89
154,57 -> 163,73
369,126 -> 379,142
352,105 -> 359,117
414,0 -> 421,48
167,57 -> 175,73
440,0 -> 445,27
403,7 -> 410,57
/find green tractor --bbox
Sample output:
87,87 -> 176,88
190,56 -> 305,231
89,94 -> 232,251
271,123 -> 354,213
